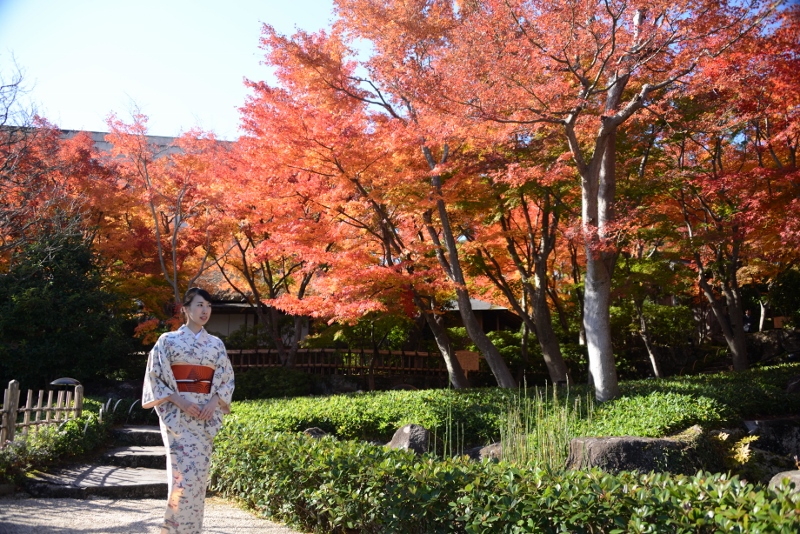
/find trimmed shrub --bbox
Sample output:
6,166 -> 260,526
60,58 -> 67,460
206,365 -> 800,531
227,363 -> 800,446
209,428 -> 800,534
230,388 -> 517,444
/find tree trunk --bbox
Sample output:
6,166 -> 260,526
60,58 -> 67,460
722,282 -> 749,371
455,288 -> 517,387
531,261 -> 569,384
635,301 -> 663,378
413,293 -> 469,389
422,144 -> 516,388
285,315 -> 305,367
697,272 -> 748,371
579,133 -> 621,400
583,252 -> 620,399
571,71 -> 627,401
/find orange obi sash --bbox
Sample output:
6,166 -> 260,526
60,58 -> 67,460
172,364 -> 214,394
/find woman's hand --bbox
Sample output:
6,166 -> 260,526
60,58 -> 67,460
169,393 -> 202,418
198,395 -> 220,421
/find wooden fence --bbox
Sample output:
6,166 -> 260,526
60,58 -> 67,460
0,380 -> 84,446
229,348 -> 482,377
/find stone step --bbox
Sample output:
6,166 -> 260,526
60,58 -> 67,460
24,464 -> 167,499
113,425 -> 163,446
102,445 -> 166,469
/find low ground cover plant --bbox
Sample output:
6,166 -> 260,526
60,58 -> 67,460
0,397 -> 107,484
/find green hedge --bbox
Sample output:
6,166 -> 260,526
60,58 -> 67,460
228,364 -> 800,445
230,388 -> 516,444
618,363 -> 800,420
209,429 -> 800,534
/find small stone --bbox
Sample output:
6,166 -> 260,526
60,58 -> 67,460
386,424 -> 429,455
465,442 -> 502,461
302,427 -> 328,439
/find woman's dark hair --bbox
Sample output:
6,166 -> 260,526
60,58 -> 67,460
180,287 -> 213,322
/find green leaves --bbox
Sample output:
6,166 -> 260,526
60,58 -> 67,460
209,429 -> 800,533
208,364 -> 800,532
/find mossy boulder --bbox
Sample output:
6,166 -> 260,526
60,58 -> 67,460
566,425 -> 723,475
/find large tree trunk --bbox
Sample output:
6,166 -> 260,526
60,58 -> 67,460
413,292 -> 469,389
579,136 -> 620,401
572,72 -> 626,402
583,252 -> 620,400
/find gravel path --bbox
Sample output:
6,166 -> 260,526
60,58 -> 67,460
0,495 -> 303,533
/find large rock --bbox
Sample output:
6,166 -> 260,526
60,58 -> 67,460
743,417 -> 800,457
386,424 -> 429,455
737,446 -> 796,484
769,470 -> 800,495
465,442 -> 502,462
566,426 -> 720,475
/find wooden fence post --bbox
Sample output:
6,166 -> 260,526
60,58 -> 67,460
0,382 -> 9,444
1,380 -> 20,443
74,385 -> 83,418
22,389 -> 33,436
45,390 -> 54,423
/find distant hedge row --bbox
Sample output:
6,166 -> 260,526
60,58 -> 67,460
209,430 -> 800,533
227,363 -> 800,445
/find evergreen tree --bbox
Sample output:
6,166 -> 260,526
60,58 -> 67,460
0,220 -> 136,390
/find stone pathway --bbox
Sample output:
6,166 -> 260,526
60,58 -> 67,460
2,425 -> 302,533
24,426 -> 168,499
0,496 -> 299,533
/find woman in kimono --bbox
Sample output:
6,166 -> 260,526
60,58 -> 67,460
142,287 -> 235,534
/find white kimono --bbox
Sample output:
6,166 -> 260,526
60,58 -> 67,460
142,325 -> 235,534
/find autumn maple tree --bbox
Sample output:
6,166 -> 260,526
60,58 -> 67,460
103,113 -> 223,322
332,0 -> 785,399
237,26 -> 481,386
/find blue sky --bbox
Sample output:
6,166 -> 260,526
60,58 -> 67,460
0,0 -> 335,139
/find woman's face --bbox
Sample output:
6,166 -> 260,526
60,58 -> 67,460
185,294 -> 212,329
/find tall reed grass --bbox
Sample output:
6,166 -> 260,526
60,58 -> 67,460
430,396 -> 466,458
499,383 -> 593,470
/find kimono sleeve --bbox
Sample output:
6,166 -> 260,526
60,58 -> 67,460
142,334 -> 176,409
212,341 -> 235,414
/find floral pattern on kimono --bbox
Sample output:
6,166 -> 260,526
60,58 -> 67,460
142,325 -> 235,534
